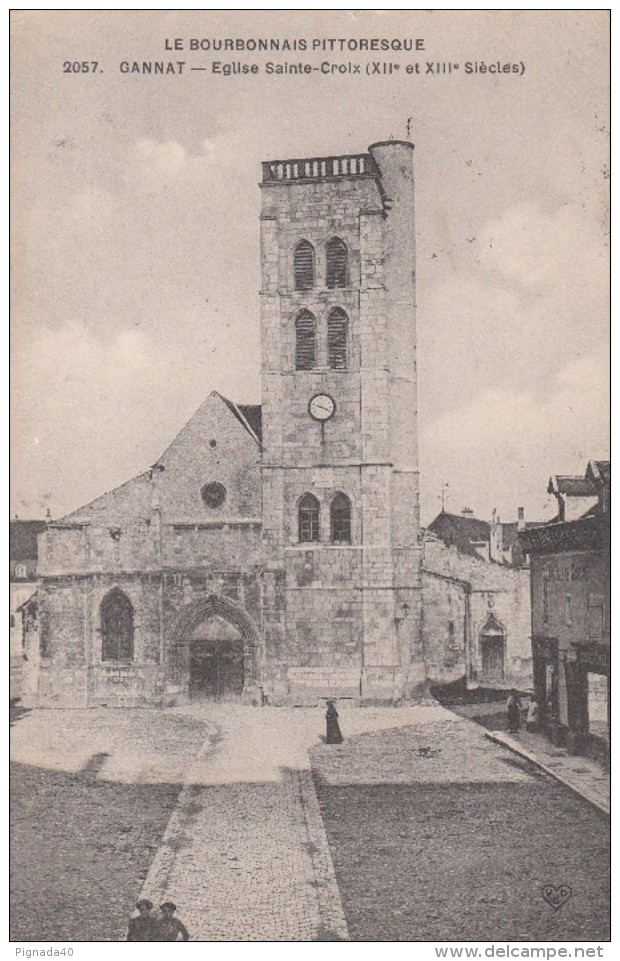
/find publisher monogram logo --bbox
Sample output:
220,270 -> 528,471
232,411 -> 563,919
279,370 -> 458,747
541,885 -> 572,910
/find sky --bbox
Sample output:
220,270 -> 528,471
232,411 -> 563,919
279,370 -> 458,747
10,9 -> 610,525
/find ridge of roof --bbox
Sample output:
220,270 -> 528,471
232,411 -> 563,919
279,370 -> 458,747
547,474 -> 597,496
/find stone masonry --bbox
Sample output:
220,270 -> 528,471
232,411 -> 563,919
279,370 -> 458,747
25,142 -> 426,707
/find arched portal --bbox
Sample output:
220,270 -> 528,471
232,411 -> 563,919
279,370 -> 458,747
479,613 -> 505,683
167,594 -> 261,700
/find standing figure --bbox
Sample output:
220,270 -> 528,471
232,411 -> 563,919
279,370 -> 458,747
156,902 -> 190,942
506,690 -> 522,734
526,696 -> 539,733
127,899 -> 156,942
325,699 -> 343,744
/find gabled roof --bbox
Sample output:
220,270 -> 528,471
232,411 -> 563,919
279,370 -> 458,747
547,475 -> 596,497
239,406 -> 262,445
59,390 -> 262,523
10,520 -> 47,561
519,514 -> 609,555
219,396 -> 262,446
586,460 -> 610,487
426,511 -> 490,557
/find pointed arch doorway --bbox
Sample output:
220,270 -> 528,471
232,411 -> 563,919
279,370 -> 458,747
167,594 -> 260,702
189,616 -> 244,700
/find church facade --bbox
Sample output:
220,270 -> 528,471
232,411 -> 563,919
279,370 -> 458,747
23,141 -> 425,707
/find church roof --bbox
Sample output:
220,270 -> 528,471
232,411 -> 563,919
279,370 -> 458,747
238,406 -> 262,444
218,395 -> 262,446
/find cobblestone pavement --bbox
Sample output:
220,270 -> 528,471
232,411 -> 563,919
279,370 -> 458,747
310,709 -> 610,942
10,708 -> 207,941
139,705 -> 350,941
139,703 -> 538,941
11,702 -> 610,942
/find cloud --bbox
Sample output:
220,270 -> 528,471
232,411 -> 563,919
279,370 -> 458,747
420,348 -> 609,523
478,200 -> 609,293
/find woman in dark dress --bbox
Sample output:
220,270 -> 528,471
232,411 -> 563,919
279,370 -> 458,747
325,699 -> 343,744
506,691 -> 522,734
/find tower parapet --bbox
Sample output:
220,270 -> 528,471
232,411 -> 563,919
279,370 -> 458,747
262,152 -> 379,185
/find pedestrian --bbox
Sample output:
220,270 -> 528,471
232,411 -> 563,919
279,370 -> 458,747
506,690 -> 522,734
127,899 -> 156,942
155,901 -> 190,942
325,698 -> 343,744
526,696 -> 539,733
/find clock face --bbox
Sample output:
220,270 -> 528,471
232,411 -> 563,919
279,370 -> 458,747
309,393 -> 336,422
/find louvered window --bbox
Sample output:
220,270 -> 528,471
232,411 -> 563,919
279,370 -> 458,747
101,589 -> 134,661
294,241 -> 315,290
330,493 -> 351,544
299,493 -> 320,542
326,238 -> 348,288
295,310 -> 316,370
328,308 -> 348,369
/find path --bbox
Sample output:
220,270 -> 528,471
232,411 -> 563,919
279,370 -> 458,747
139,705 -> 349,941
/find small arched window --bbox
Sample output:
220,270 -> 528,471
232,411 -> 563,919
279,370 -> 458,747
299,493 -> 320,543
326,238 -> 348,289
331,493 -> 352,544
294,240 -> 315,290
101,589 -> 134,662
295,310 -> 316,370
328,308 -> 348,369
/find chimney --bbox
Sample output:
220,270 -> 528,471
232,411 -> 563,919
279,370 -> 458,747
517,507 -> 525,530
461,507 -> 474,516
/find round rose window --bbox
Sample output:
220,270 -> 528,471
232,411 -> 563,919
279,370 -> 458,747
201,482 -> 226,509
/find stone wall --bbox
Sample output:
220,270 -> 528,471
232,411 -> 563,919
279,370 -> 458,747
260,145 -> 422,704
423,537 -> 532,691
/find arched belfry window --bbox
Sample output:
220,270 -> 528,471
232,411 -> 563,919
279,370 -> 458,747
299,493 -> 320,543
331,493 -> 352,544
101,589 -> 134,662
294,240 -> 315,291
326,238 -> 348,289
295,310 -> 316,370
328,308 -> 348,369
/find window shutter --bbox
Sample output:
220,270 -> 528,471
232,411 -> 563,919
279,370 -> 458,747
326,238 -> 348,288
328,309 -> 348,369
295,311 -> 316,370
330,493 -> 351,544
294,241 -> 315,290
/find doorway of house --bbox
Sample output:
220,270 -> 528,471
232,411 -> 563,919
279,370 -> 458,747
188,616 -> 245,700
481,634 -> 505,682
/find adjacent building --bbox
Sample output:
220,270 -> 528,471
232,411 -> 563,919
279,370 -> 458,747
9,519 -> 46,697
519,461 -> 610,756
423,509 -> 534,691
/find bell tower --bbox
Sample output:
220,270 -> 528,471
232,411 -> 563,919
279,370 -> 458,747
259,142 -> 423,704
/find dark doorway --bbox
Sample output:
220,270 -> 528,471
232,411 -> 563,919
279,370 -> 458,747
188,616 -> 245,700
481,635 -> 504,682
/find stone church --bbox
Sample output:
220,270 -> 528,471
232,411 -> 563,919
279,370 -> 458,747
24,141 -> 431,706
